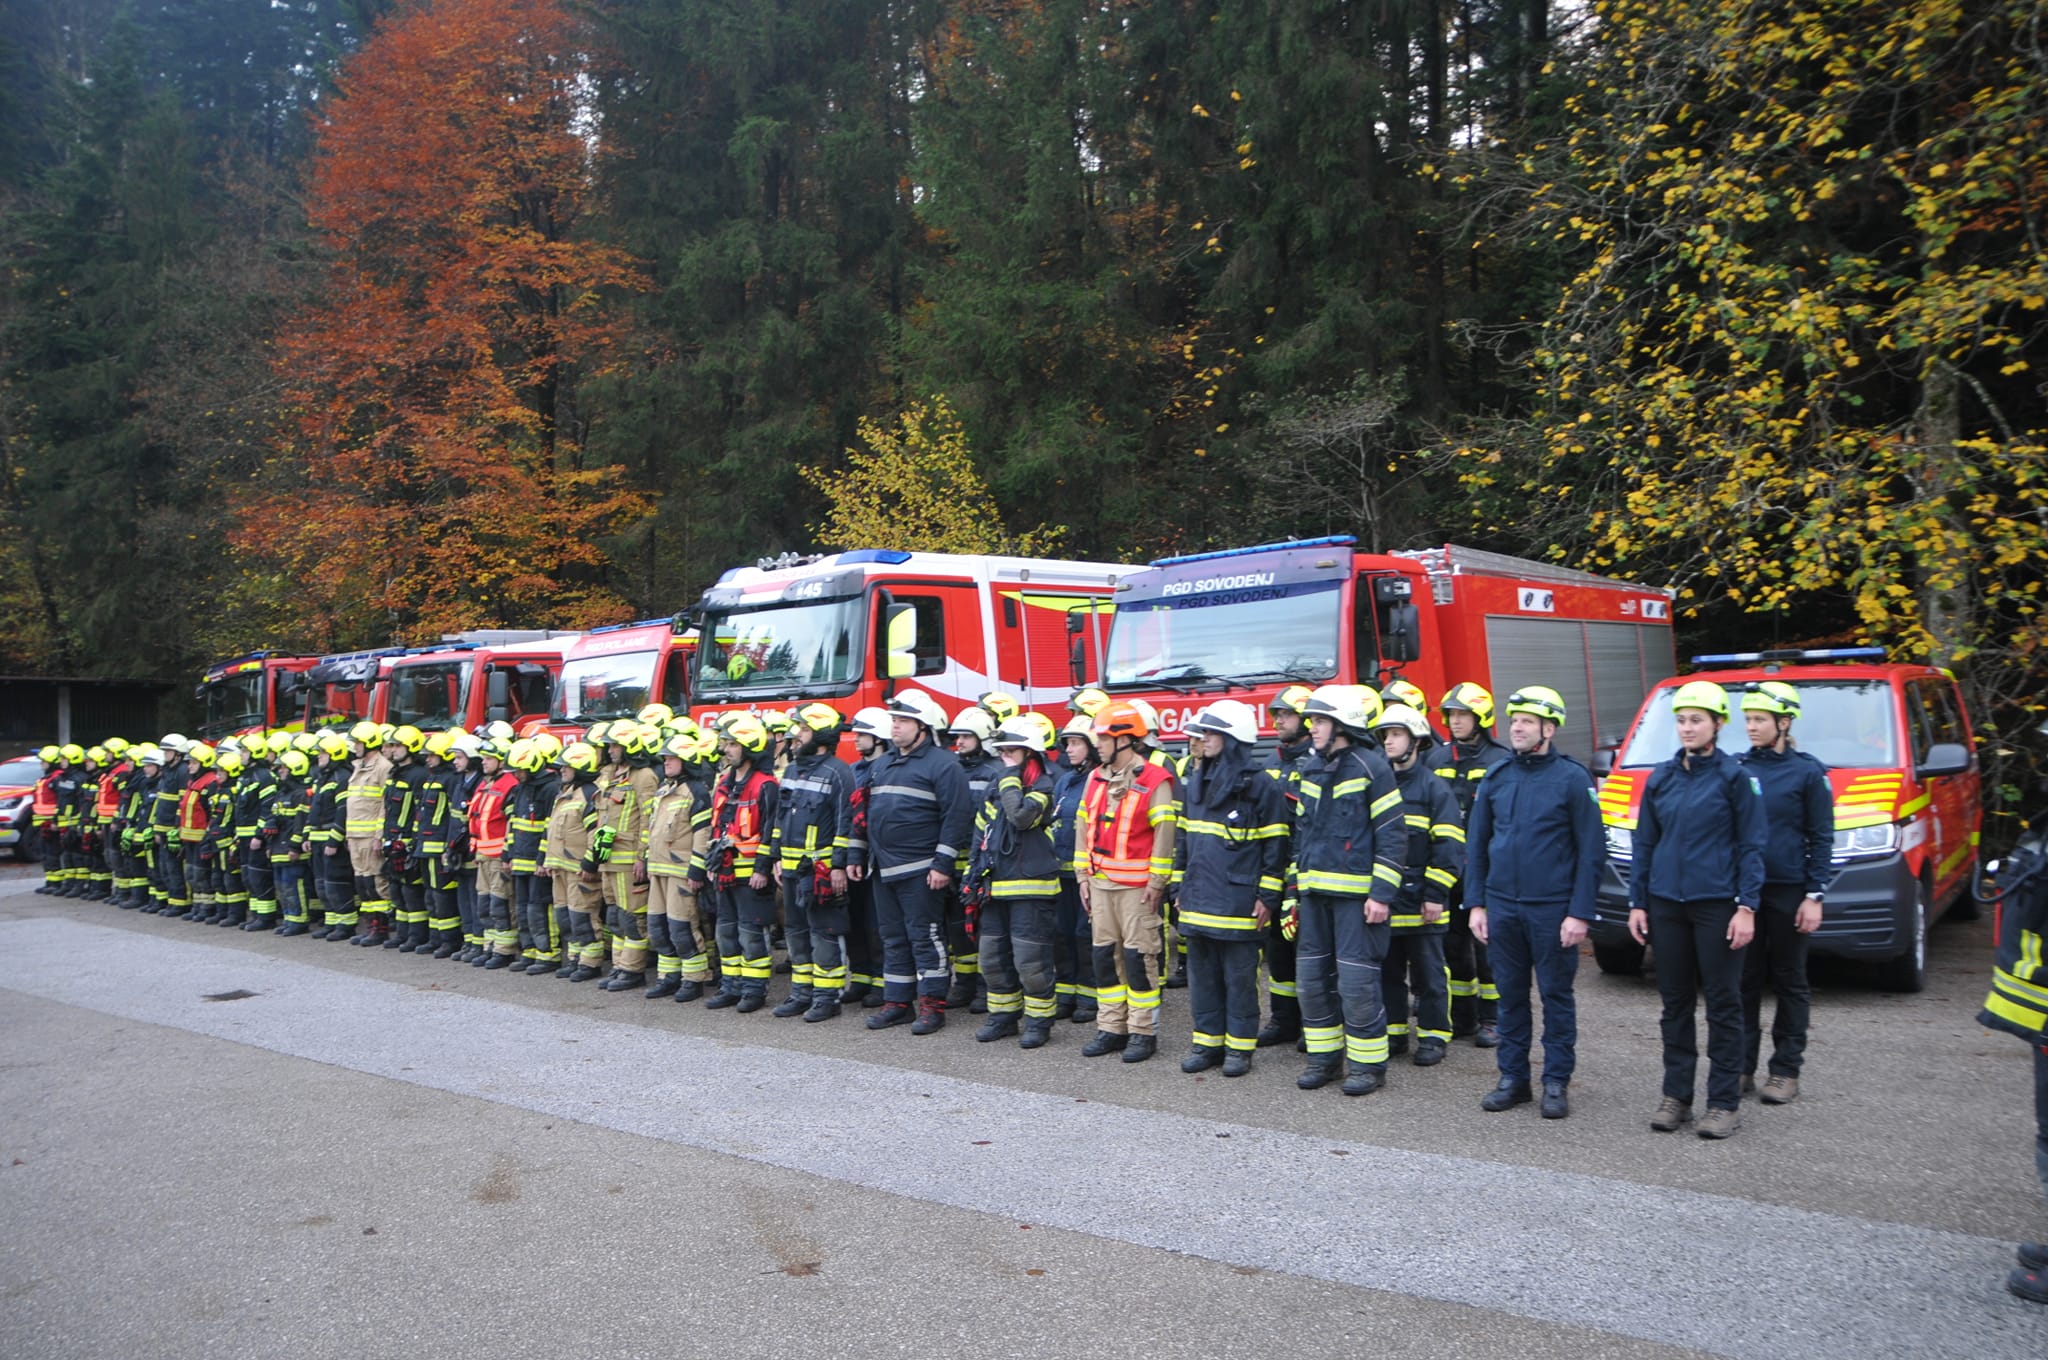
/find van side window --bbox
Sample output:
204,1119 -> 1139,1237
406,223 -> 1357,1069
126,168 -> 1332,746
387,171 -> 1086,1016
892,595 -> 947,677
1918,678 -> 1966,749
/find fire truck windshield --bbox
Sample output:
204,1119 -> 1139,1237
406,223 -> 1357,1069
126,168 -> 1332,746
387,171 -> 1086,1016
1618,679 -> 1900,769
200,672 -> 267,739
553,651 -> 657,723
695,598 -> 863,697
387,660 -> 473,731
1104,581 -> 1342,689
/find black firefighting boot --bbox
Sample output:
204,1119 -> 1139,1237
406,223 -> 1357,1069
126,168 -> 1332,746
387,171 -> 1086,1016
1341,1061 -> 1385,1096
910,995 -> 947,1035
1296,1054 -> 1343,1090
1257,994 -> 1302,1048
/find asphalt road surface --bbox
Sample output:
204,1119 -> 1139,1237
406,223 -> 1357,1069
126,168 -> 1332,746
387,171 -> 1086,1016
3,863 -> 2043,1359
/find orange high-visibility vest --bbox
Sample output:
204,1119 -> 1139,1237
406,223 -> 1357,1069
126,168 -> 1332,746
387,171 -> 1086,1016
468,772 -> 519,857
711,769 -> 773,874
178,771 -> 220,842
31,772 -> 58,825
94,770 -> 123,819
1082,761 -> 1173,887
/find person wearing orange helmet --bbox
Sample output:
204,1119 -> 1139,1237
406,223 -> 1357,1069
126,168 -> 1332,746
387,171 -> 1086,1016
1076,701 -> 1180,1064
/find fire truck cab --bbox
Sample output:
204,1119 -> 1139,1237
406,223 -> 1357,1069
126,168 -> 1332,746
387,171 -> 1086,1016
297,647 -> 406,733
548,618 -> 696,741
688,549 -> 1123,736
1101,537 -> 1675,761
196,652 -> 320,742
375,632 -> 581,736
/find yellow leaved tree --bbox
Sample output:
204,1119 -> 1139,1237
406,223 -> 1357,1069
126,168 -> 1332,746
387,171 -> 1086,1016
802,396 -> 1068,555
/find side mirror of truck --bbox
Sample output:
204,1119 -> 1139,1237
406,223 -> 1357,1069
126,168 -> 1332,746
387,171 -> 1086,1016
1917,741 -> 1971,779
1591,744 -> 1616,777
1381,602 -> 1421,664
486,668 -> 511,722
884,603 -> 916,681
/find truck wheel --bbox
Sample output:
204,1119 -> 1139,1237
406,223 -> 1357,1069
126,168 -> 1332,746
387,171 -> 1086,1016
1593,940 -> 1646,976
1876,882 -> 1928,994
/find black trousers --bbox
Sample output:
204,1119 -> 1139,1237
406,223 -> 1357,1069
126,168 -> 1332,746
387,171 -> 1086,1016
1742,883 -> 1812,1078
1650,896 -> 1747,1110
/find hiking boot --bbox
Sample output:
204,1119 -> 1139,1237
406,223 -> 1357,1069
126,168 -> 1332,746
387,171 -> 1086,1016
1182,1047 -> 1223,1074
1650,1096 -> 1693,1132
1695,1106 -> 1741,1140
1741,1072 -> 1756,1095
1540,1079 -> 1570,1120
1474,1024 -> 1499,1049
1221,1050 -> 1252,1078
1296,1056 -> 1342,1090
1080,1030 -> 1129,1058
909,996 -> 946,1035
1121,1034 -> 1157,1064
1412,1038 -> 1447,1067
1340,1061 -> 1384,1096
975,1013 -> 1021,1043
1759,1074 -> 1799,1105
1481,1077 -> 1532,1112
866,1001 -> 912,1030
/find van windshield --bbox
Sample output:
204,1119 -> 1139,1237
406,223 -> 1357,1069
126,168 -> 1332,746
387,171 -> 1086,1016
1618,679 -> 1899,769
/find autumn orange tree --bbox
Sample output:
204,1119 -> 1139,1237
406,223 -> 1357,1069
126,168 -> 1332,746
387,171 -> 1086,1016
235,0 -> 648,644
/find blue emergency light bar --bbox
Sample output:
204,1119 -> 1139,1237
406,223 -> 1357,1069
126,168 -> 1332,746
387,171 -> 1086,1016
835,549 -> 914,566
1690,647 -> 1888,666
1149,535 -> 1357,569
586,617 -> 681,635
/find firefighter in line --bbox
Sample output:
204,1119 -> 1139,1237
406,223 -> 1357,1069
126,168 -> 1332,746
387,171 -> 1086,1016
342,721 -> 394,944
305,733 -> 355,939
83,744 -> 121,900
1736,681 -> 1833,1105
1259,686 -> 1317,1049
838,706 -> 893,1008
509,736 -> 562,972
1627,680 -> 1766,1140
592,722 -> 661,991
439,734 -> 483,959
30,745 -> 61,894
847,690 -> 972,1035
201,745 -> 246,928
176,743 -> 223,923
946,704 -> 1004,1012
1429,683 -> 1511,1047
642,732 -> 715,1000
376,725 -> 427,950
1287,686 -> 1407,1096
771,703 -> 857,1021
1173,701 -> 1290,1077
115,744 -> 159,909
103,740 -> 145,908
1051,713 -> 1099,1025
234,735 -> 280,930
1467,686 -> 1604,1120
1077,701 -> 1180,1065
1373,704 -> 1466,1068
966,713 -> 1063,1048
50,745 -> 85,897
401,732 -> 458,955
698,714 -> 780,1012
469,738 -> 521,968
265,748 -> 313,934
547,741 -> 608,981
148,734 -> 194,916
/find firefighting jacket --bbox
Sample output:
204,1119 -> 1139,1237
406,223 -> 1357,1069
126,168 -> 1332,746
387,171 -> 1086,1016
645,774 -> 711,880
150,761 -> 187,834
773,749 -> 855,874
1050,759 -> 1095,877
1427,732 -> 1512,817
1171,743 -> 1290,937
1737,744 -> 1835,895
444,765 -> 482,863
343,751 -> 390,842
1389,759 -> 1465,929
1080,758 -> 1179,888
969,757 -> 1060,898
178,769 -> 222,844
509,767 -> 556,874
1290,740 -> 1406,902
543,774 -> 600,872
594,761 -> 659,865
955,749 -> 1002,872
409,762 -> 457,858
844,753 -> 876,866
382,756 -> 421,848
1465,747 -> 1603,919
468,771 -> 519,860
850,736 -> 972,884
261,774 -> 308,861
234,764 -> 279,842
700,765 -> 778,883
1979,835 -> 2048,1042
52,767 -> 83,830
202,775 -> 237,854
1631,746 -> 1767,911
307,758 -> 350,852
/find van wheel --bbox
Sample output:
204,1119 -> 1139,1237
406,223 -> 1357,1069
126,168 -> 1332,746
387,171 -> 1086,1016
1876,882 -> 1928,993
1593,940 -> 1646,976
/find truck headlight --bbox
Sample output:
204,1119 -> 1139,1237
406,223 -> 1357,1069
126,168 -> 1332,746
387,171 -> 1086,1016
1832,822 -> 1898,863
1605,825 -> 1633,861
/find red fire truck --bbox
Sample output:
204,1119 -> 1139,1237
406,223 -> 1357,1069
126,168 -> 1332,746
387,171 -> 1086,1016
546,618 -> 697,742
688,549 -> 1123,736
373,632 -> 582,736
196,652 -> 322,742
1100,537 -> 1675,762
297,647 -> 408,733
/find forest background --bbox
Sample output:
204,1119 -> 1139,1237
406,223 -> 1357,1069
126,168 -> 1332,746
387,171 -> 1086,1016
1,0 -> 2042,816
